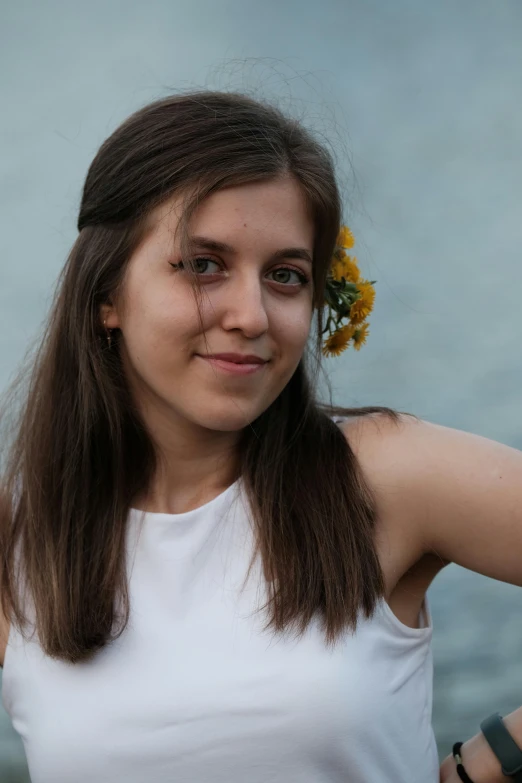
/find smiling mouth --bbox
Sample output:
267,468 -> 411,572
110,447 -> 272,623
196,355 -> 268,376
199,353 -> 268,364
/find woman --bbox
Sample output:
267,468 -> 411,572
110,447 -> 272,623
0,91 -> 521,783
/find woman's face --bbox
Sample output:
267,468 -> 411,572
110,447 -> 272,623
103,177 -> 315,432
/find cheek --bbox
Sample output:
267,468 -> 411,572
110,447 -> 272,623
119,281 -> 201,366
271,301 -> 313,352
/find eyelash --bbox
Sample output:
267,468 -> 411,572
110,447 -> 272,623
169,257 -> 310,287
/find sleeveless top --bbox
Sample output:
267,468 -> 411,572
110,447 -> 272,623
2,448 -> 439,782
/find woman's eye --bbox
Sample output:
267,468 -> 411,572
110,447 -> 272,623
170,257 -> 221,275
170,259 -> 309,287
188,257 -> 221,274
268,267 -> 309,286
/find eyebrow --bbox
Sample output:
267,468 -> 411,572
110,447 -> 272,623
189,235 -> 313,265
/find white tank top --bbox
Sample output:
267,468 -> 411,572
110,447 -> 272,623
2,473 -> 439,782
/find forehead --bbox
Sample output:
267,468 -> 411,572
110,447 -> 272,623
147,178 -> 314,247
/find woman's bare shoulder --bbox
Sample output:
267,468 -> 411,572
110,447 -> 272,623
337,412 -> 448,624
338,412 -> 435,575
337,409 -> 415,447
337,410 -> 427,479
337,411 -> 423,532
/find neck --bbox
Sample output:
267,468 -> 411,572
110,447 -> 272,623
132,396 -> 242,515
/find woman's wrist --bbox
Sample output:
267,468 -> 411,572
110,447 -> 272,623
457,730 -> 511,783
440,730 -> 509,782
441,709 -> 522,782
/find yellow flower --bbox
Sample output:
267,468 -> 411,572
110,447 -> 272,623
337,226 -> 355,249
331,255 -> 360,283
330,260 -> 344,282
343,255 -> 360,283
349,281 -> 375,324
352,323 -> 370,351
321,323 -> 356,357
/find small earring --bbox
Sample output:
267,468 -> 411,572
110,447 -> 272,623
103,319 -> 113,349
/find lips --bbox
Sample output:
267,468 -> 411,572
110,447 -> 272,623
199,353 -> 268,364
196,353 -> 268,376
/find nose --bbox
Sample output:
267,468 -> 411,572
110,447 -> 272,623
220,273 -> 269,338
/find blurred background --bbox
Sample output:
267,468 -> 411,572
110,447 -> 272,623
2,0 -> 522,779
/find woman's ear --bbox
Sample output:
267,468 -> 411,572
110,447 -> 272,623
99,301 -> 120,330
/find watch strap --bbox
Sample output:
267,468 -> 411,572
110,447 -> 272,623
480,713 -> 522,780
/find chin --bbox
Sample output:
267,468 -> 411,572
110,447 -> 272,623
195,413 -> 259,433
190,403 -> 267,432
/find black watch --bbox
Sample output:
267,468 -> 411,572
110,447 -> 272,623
480,713 -> 522,781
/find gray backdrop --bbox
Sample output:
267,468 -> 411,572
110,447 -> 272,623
2,0 -> 522,779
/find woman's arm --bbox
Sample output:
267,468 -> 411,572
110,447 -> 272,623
346,413 -> 522,782
353,414 -> 522,590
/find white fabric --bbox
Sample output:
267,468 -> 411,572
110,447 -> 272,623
2,475 -> 439,782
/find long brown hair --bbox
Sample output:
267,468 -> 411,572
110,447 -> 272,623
0,90 -> 407,663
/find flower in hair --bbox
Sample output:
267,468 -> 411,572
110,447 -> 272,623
322,323 -> 356,357
336,225 -> 355,249
321,225 -> 376,357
